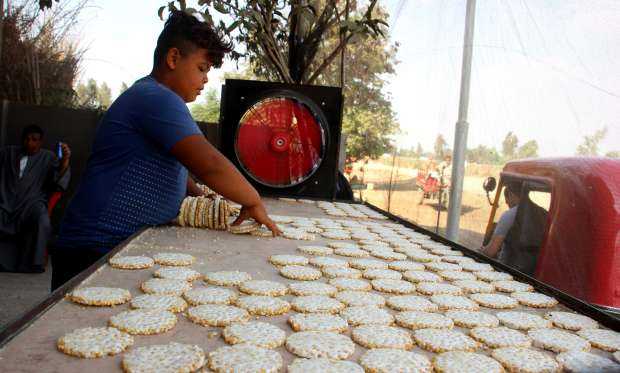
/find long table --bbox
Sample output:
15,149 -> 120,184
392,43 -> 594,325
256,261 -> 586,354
0,198 -> 618,372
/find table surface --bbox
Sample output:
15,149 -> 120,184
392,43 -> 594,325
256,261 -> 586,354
0,198 -> 617,372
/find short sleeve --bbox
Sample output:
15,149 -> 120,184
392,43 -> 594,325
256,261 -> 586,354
137,85 -> 202,152
493,207 -> 517,237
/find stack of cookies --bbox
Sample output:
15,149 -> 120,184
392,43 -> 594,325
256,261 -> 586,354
177,196 -> 231,230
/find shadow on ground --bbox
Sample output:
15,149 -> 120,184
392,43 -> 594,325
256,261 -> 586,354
0,265 -> 50,331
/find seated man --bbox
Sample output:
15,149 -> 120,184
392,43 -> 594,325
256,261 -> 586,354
0,125 -> 71,273
481,181 -> 547,275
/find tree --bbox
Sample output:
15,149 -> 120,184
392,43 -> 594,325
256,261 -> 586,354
576,127 -> 608,156
75,78 -> 113,109
517,140 -> 539,159
119,82 -> 129,95
416,143 -> 424,158
1,1 -> 85,106
502,131 -> 518,160
343,107 -> 394,159
434,134 -> 448,160
158,0 -> 387,85
466,145 -> 502,165
190,88 -> 221,123
605,151 -> 620,158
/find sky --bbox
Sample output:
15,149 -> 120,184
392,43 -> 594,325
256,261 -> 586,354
72,0 -> 620,157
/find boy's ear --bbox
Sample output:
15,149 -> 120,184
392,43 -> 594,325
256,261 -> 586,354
166,47 -> 182,70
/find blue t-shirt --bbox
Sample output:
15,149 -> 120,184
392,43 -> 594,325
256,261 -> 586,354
57,76 -> 202,252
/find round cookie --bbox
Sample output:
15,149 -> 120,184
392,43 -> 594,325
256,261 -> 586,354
334,247 -> 369,258
371,250 -> 407,261
153,267 -> 201,282
322,266 -> 362,279
329,278 -> 371,291
340,306 -> 394,326
432,351 -> 504,373
528,328 -> 591,353
108,255 -> 154,270
475,271 -> 513,282
208,344 -> 283,373
285,331 -> 355,359
57,327 -> 133,358
130,294 -> 188,313
280,265 -> 322,280
222,321 -> 286,349
577,328 -> 620,352
360,348 -> 432,373
438,270 -> 476,281
403,270 -> 442,283
349,258 -> 388,270
289,281 -> 338,296
298,245 -> 334,256
445,310 -> 499,328
239,280 -> 288,296
309,256 -> 349,268
491,347 -> 560,373
283,228 -> 316,240
372,279 -> 416,294
413,329 -> 480,353
186,304 -> 249,327
235,295 -> 291,316
351,325 -> 413,350
511,292 -> 558,308
544,311 -> 598,331
386,295 -> 439,312
335,290 -> 385,307
363,268 -> 402,280
492,280 -> 534,293
452,280 -> 495,294
152,252 -> 195,266
140,278 -> 191,296
470,326 -> 531,348
496,311 -> 552,330
430,295 -> 480,311
288,358 -> 363,373
109,309 -> 177,335
122,342 -> 205,373
469,293 -> 519,309
183,287 -> 237,305
460,262 -> 494,272
395,311 -> 454,330
289,313 -> 348,333
292,295 -> 345,314
321,230 -> 351,240
269,254 -> 309,266
388,260 -> 426,272
424,262 -> 462,272
556,351 -> 620,373
68,287 -> 131,306
203,270 -> 252,286
327,242 -> 358,250
416,282 -> 462,296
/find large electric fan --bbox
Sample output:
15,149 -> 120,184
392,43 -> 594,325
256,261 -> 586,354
219,79 -> 343,199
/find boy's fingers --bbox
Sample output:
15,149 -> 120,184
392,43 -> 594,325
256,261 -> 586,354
231,208 -> 249,226
264,219 -> 282,237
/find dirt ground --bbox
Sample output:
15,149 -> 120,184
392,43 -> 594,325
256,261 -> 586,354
349,158 -> 509,250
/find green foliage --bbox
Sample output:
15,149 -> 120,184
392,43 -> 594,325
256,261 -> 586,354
75,78 -> 112,110
119,82 -> 129,95
605,151 -> 620,158
190,88 -> 220,123
576,126 -> 608,156
434,134 -> 448,159
517,140 -> 539,159
467,144 -> 502,165
502,131 -> 518,160
158,0 -> 388,84
342,107 -> 396,159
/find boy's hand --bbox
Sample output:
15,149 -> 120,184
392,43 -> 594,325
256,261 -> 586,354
232,203 -> 282,237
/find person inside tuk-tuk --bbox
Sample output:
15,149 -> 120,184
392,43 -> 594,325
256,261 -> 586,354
481,181 -> 548,275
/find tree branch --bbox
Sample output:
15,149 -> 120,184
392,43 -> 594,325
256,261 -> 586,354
306,33 -> 352,84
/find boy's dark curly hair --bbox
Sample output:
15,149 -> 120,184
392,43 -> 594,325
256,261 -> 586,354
153,10 -> 233,68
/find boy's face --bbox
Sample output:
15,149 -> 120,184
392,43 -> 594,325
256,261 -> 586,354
23,133 -> 43,155
166,46 -> 211,103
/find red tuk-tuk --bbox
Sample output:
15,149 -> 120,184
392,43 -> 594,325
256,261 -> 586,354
483,158 -> 620,313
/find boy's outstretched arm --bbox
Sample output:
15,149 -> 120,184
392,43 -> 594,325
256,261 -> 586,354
170,134 -> 281,236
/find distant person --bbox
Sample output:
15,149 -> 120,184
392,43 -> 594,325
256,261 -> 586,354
481,181 -> 547,275
0,125 -> 71,273
52,11 -> 280,290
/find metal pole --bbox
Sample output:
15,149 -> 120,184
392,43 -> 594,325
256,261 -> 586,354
446,0 -> 476,241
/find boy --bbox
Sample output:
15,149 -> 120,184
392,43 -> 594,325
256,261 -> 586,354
52,11 -> 280,290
